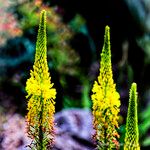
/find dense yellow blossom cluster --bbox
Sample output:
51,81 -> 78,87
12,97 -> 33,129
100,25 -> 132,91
91,26 -> 120,149
26,10 -> 56,149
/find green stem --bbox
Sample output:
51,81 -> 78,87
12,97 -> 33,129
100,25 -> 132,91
39,97 -> 44,150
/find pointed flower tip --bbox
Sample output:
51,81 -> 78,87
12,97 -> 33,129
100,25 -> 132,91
105,25 -> 110,31
39,10 -> 46,28
131,82 -> 137,87
40,10 -> 46,21
41,10 -> 46,15
102,25 -> 110,54
104,25 -> 110,39
129,82 -> 137,102
131,82 -> 137,91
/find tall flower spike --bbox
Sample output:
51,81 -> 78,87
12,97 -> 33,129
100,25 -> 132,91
124,83 -> 140,150
26,10 -> 56,149
91,25 -> 120,149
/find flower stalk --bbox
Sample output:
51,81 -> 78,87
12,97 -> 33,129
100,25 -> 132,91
91,25 -> 120,149
124,83 -> 140,150
26,10 -> 56,149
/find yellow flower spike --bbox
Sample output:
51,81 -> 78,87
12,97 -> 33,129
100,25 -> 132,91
124,83 -> 140,150
26,10 -> 56,149
91,25 -> 121,149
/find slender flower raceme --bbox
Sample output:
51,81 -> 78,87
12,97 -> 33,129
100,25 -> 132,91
124,83 -> 140,150
26,10 -> 56,149
91,26 -> 120,149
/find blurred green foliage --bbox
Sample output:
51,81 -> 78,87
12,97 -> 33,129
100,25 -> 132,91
139,104 -> 150,147
0,0 -> 92,112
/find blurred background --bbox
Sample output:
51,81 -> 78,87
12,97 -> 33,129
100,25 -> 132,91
0,0 -> 150,149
